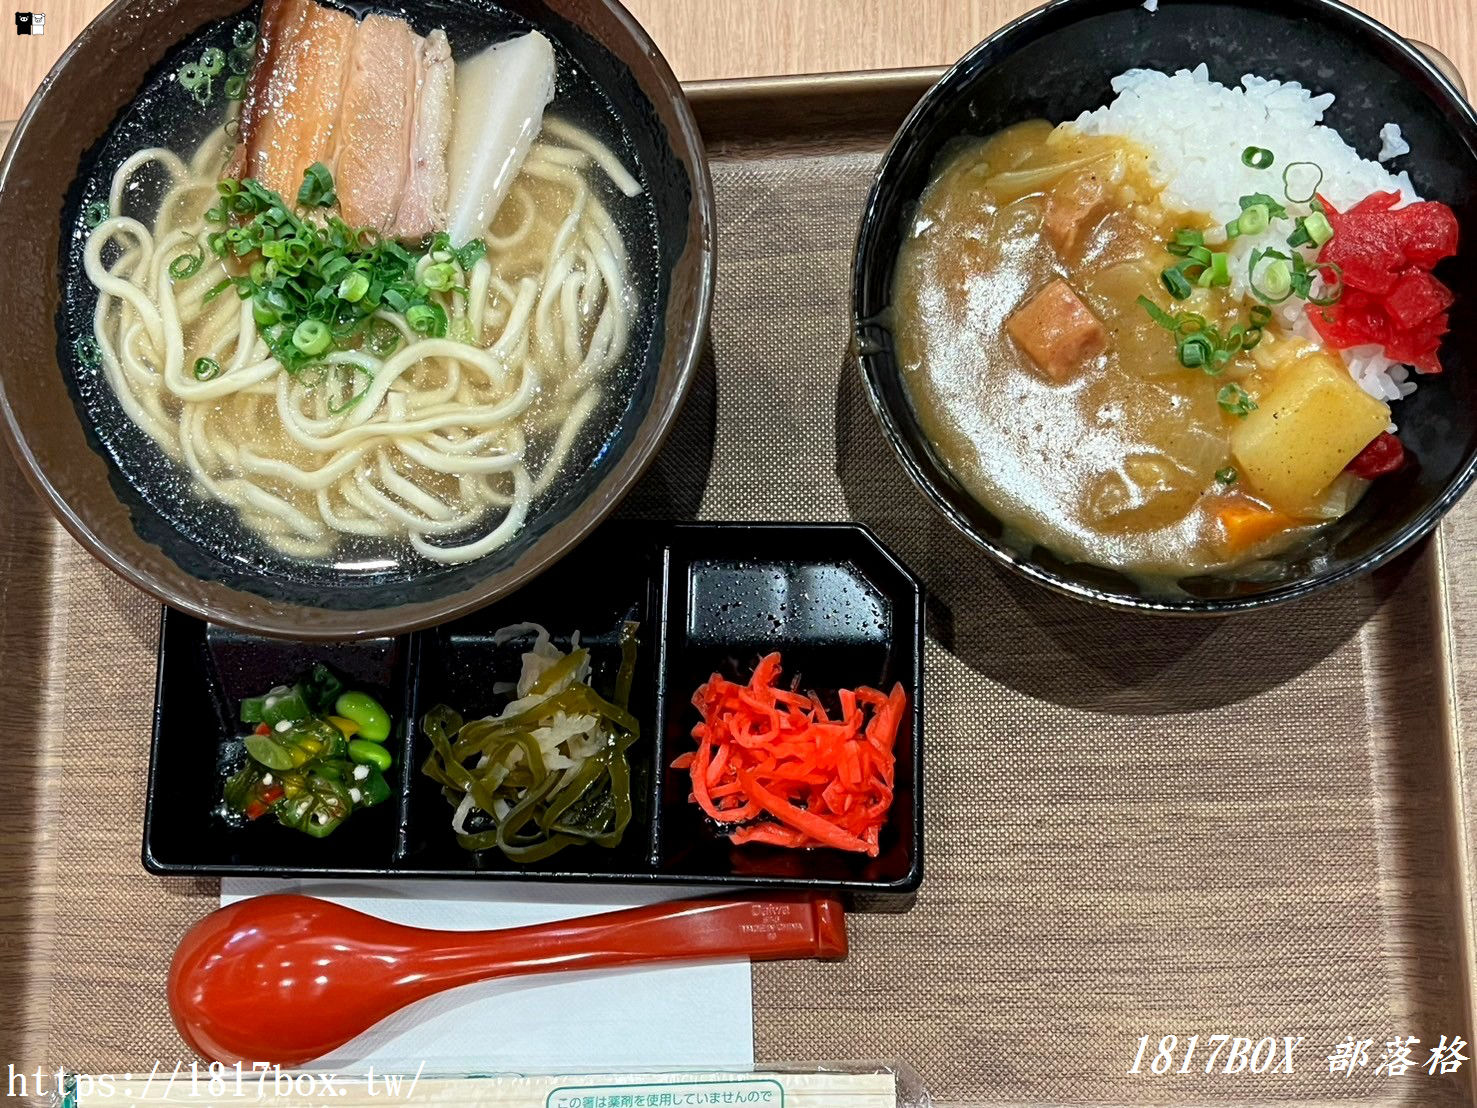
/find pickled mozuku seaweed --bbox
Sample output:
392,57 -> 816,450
421,622 -> 640,862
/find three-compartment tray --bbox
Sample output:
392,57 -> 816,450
142,521 -> 924,897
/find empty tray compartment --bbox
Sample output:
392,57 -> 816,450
654,522 -> 923,893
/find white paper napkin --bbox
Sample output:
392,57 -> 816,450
221,878 -> 754,1074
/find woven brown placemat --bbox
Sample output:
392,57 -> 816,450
20,147 -> 1474,1107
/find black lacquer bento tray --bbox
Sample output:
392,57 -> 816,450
142,522 -> 924,899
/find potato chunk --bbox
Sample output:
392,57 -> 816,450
1006,278 -> 1107,382
1230,352 -> 1390,514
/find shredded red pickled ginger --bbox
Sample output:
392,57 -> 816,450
672,653 -> 905,857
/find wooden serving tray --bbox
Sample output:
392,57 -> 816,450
3,63 -> 1477,1105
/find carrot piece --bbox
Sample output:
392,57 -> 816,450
1216,501 -> 1301,553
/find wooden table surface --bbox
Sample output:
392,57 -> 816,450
2,0 -> 1474,120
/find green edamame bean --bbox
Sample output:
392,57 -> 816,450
348,739 -> 393,771
335,691 -> 391,742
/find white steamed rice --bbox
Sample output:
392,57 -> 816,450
1073,64 -> 1421,404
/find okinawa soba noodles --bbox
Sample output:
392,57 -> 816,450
82,4 -> 642,565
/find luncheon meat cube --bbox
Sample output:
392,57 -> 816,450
1006,278 -> 1107,381
1044,171 -> 1108,260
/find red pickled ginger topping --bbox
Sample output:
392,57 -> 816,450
673,653 -> 905,857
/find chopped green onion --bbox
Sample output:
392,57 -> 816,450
292,319 -> 332,356
1208,252 -> 1231,286
200,48 -> 225,77
1240,192 -> 1289,221
225,75 -> 247,100
1260,260 -> 1293,301
1186,245 -> 1214,266
1305,260 -> 1345,307
1242,326 -> 1263,350
74,334 -> 102,369
1237,204 -> 1271,236
1167,228 -> 1206,257
203,278 -> 233,304
1195,252 -> 1231,289
169,249 -> 205,281
422,262 -> 459,292
1225,219 -> 1243,241
1286,222 -> 1314,248
453,238 -> 488,270
1282,161 -> 1324,205
1179,334 -> 1214,368
233,21 -> 258,49
1215,467 -> 1239,485
1242,146 -> 1275,169
228,47 -> 255,75
1162,265 -> 1195,300
1305,210 -> 1335,246
327,368 -> 374,415
406,302 -> 448,337
1138,300 -> 1249,374
1137,296 -> 1177,331
1250,249 -> 1294,303
1249,304 -> 1273,327
83,200 -> 111,229
1218,382 -> 1258,417
298,163 -> 337,209
193,357 -> 221,381
338,271 -> 371,303
199,169 -> 463,371
178,62 -> 205,91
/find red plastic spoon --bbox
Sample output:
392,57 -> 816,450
169,893 -> 847,1066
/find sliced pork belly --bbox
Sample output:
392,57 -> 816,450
229,0 -> 355,201
230,0 -> 454,242
391,30 -> 454,241
333,13 -> 418,233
